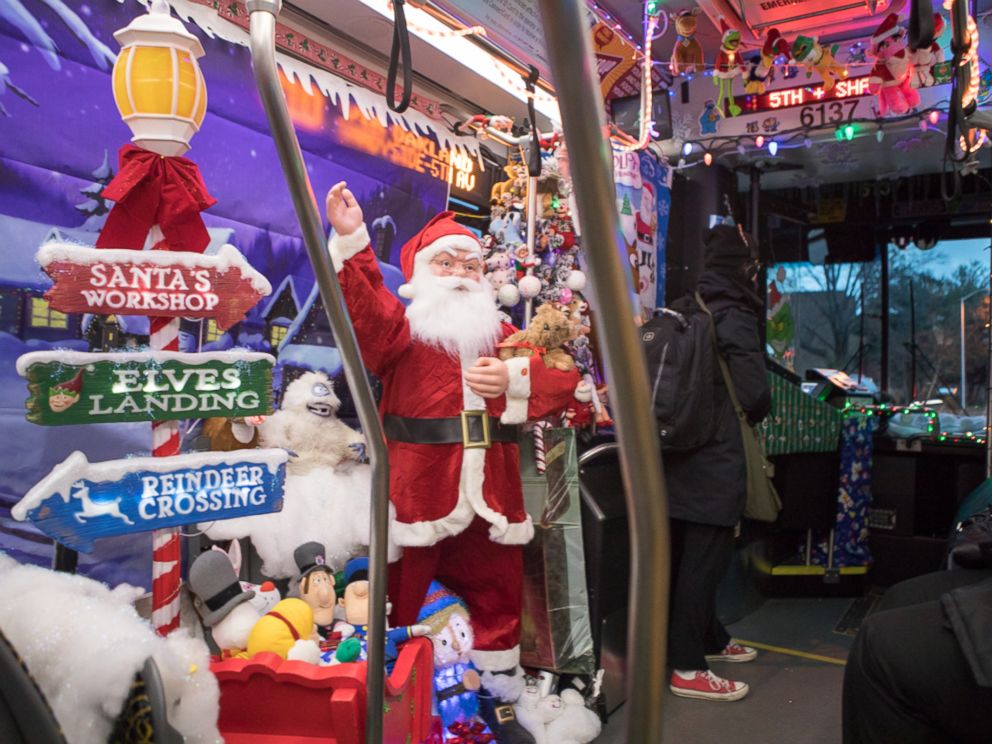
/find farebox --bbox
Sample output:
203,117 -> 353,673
210,638 -> 433,744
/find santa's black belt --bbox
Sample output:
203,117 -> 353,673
383,411 -> 518,449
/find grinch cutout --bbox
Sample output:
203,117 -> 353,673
791,35 -> 846,93
766,266 -> 796,368
911,13 -> 945,88
744,29 -> 789,95
868,13 -> 921,116
418,581 -> 491,741
48,369 -> 83,412
669,9 -> 704,75
713,21 -> 744,116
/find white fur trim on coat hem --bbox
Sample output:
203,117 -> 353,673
473,647 -> 521,673
329,224 -> 371,271
489,516 -> 534,545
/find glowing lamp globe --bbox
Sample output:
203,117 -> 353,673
111,0 -> 207,156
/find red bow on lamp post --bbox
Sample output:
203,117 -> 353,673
96,144 -> 216,253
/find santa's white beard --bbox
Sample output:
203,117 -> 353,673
405,270 -> 502,362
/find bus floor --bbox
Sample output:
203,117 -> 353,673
596,596 -> 856,743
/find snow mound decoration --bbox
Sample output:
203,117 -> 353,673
0,554 -> 220,744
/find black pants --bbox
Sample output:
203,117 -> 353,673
667,518 -> 734,671
843,569 -> 992,744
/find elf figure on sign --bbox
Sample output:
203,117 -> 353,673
325,182 -> 589,744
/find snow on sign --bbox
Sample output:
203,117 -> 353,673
12,449 -> 289,553
37,242 -> 272,331
18,350 -> 275,426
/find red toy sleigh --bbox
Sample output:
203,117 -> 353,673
210,637 -> 433,744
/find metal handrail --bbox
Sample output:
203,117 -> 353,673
537,2 -> 670,742
245,2 -> 390,741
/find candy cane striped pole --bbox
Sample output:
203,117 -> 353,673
533,419 -> 552,474
150,313 -> 182,635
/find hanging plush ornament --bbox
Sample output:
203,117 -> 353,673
669,9 -> 704,75
744,28 -> 789,95
565,269 -> 586,292
867,12 -> 921,116
518,274 -> 542,299
791,34 -> 846,92
910,13 -> 945,88
713,21 -> 745,116
498,283 -> 521,307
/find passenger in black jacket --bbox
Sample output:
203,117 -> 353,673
664,225 -> 771,702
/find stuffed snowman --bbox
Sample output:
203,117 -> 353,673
202,371 -> 400,577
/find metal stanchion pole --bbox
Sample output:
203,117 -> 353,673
536,2 -> 669,741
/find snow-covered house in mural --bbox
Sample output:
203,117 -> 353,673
259,275 -> 300,350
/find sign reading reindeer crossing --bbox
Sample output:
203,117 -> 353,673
12,450 -> 289,553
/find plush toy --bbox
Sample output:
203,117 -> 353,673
713,21 -> 744,116
213,540 -> 280,614
669,9 -> 704,75
868,13 -> 921,116
330,557 -> 430,672
189,547 -> 265,659
203,372 -> 400,578
911,13 -> 945,88
416,581 -> 492,740
791,35 -> 846,93
293,541 -> 353,645
498,303 -> 575,372
246,597 -> 322,661
514,685 -> 600,744
202,416 -> 260,452
744,28 -> 788,95
698,99 -> 722,135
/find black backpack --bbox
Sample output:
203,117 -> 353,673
640,297 -> 717,452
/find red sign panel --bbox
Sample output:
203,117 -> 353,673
735,76 -> 871,115
37,243 -> 272,331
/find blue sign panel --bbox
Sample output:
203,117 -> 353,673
13,449 -> 288,553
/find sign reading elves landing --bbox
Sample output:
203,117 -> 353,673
18,350 -> 275,425
13,450 -> 288,553
37,242 -> 272,331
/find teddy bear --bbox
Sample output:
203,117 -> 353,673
911,13 -> 944,88
498,303 -> 575,372
867,13 -> 921,116
669,9 -> 704,75
514,685 -> 601,744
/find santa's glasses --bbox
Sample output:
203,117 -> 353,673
429,256 -> 483,275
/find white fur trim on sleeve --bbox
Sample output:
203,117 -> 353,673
328,224 -> 371,272
489,516 -> 534,545
501,356 -> 531,425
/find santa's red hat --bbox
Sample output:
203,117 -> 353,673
397,211 -> 482,297
872,13 -> 902,46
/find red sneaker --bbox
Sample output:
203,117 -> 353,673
705,642 -> 757,663
669,670 -> 749,701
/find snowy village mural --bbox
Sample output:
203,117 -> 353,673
0,0 -> 449,586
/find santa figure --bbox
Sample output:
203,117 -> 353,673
911,13 -> 945,88
325,182 -> 588,744
868,12 -> 921,116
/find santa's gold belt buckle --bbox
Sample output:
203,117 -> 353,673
460,410 -> 491,449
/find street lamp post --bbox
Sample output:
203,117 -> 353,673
961,288 -> 984,410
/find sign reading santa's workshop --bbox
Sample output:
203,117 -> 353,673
37,242 -> 272,331
12,450 -> 289,553
18,350 -> 275,426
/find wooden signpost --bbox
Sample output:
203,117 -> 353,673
12,450 -> 288,553
18,350 -> 275,425
37,242 -> 272,331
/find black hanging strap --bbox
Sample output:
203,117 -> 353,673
386,0 -> 413,113
524,65 -> 542,177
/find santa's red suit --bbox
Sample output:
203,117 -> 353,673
329,213 -> 583,675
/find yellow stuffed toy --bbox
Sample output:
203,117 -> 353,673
247,598 -> 316,660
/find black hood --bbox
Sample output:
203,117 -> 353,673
697,269 -> 764,313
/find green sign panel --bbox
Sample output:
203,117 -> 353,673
18,350 -> 275,426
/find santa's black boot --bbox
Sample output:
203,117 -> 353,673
477,669 -> 535,744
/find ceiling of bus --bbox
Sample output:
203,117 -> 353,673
293,1 -> 992,187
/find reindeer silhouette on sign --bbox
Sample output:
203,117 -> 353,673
71,482 -> 134,526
